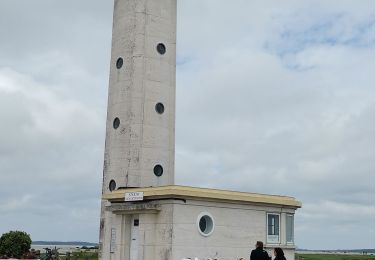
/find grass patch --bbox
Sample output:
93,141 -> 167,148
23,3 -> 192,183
59,251 -> 98,260
296,254 -> 375,260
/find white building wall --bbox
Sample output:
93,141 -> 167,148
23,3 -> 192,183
139,203 -> 174,260
171,200 -> 297,260
101,199 -> 297,260
102,202 -> 175,260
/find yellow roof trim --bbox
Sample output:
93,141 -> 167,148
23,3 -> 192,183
103,185 -> 302,208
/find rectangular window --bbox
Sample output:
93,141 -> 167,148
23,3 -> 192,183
267,213 -> 280,243
286,214 -> 294,244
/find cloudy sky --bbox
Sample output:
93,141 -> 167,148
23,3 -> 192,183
1,0 -> 375,250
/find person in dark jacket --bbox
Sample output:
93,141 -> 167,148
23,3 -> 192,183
273,247 -> 287,260
250,241 -> 271,260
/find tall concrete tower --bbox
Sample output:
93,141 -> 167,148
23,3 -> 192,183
100,0 -> 177,256
103,0 -> 177,191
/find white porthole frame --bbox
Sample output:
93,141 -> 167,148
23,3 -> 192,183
196,212 -> 215,237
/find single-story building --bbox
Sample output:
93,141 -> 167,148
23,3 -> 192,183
101,185 -> 301,260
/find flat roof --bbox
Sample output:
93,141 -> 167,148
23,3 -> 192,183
103,185 -> 302,208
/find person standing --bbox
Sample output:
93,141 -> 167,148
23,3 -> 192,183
250,241 -> 271,260
273,247 -> 287,260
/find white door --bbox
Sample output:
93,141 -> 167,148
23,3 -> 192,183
130,218 -> 139,260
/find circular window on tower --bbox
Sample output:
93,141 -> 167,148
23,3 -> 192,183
109,180 -> 116,192
153,164 -> 164,177
113,117 -> 120,129
197,212 -> 215,237
157,43 -> 166,55
116,57 -> 123,69
155,102 -> 165,114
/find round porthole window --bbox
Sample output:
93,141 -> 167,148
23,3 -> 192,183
197,212 -> 215,237
113,117 -> 120,129
157,43 -> 166,55
109,180 -> 116,192
116,57 -> 123,69
153,164 -> 164,177
155,103 -> 165,114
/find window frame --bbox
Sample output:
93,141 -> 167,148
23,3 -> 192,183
196,212 -> 215,237
266,213 -> 281,244
286,214 -> 295,244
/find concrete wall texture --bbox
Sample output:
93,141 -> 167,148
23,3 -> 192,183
171,200 -> 295,260
100,0 -> 177,257
103,0 -> 177,191
102,199 -> 296,260
103,203 -> 174,260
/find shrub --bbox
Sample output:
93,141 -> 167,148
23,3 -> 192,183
0,231 -> 32,258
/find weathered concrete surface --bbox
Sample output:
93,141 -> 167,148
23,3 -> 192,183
103,201 -> 174,260
102,198 -> 297,260
106,202 -> 161,214
171,200 -> 296,260
103,0 -> 176,191
100,0 -> 177,258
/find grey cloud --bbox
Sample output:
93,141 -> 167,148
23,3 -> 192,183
176,0 -> 375,249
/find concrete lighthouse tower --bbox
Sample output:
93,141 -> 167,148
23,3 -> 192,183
99,0 -> 177,257
99,1 -> 301,259
102,0 -> 177,191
